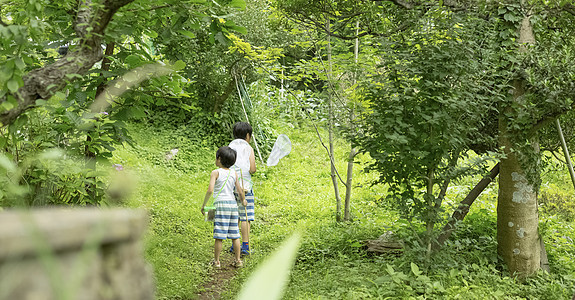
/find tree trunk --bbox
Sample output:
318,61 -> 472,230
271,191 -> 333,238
326,19 -> 342,222
95,42 -> 116,99
344,21 -> 360,222
497,14 -> 540,278
497,128 -> 540,277
212,78 -> 236,113
425,167 -> 435,258
344,147 -> 356,221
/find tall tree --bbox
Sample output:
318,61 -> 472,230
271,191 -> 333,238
274,0 -> 575,277
496,7 -> 539,277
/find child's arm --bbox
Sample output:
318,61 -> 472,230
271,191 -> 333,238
249,147 -> 256,175
235,173 -> 247,207
201,170 -> 218,214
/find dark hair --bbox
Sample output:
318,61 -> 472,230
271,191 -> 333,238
216,146 -> 237,168
233,122 -> 253,140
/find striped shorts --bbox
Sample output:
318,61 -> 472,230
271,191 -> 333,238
237,190 -> 255,222
213,198 -> 240,240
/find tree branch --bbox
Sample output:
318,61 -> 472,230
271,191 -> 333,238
528,95 -> 575,136
289,10 -> 412,40
126,4 -> 172,12
95,42 -> 116,99
383,0 -> 471,12
0,0 -> 135,126
435,163 -> 500,248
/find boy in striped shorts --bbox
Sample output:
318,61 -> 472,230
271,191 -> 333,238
229,122 -> 256,255
201,146 -> 246,268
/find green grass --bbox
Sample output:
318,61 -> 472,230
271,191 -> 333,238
112,122 -> 217,299
114,121 -> 575,299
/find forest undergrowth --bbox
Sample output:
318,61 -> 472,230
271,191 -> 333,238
114,121 -> 575,300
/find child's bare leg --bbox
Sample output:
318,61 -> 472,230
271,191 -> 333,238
232,238 -> 241,262
214,239 -> 223,263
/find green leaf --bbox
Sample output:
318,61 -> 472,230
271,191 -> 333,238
411,262 -> 422,276
13,115 -> 27,129
22,55 -> 34,65
237,233 -> 301,300
229,0 -> 246,9
46,84 -> 58,92
449,269 -> 458,277
214,32 -> 228,45
166,81 -> 182,94
129,106 -> 147,119
14,58 -> 25,70
504,13 -> 515,22
178,30 -> 196,39
8,25 -> 20,36
7,78 -> 19,93
4,60 -> 15,73
228,25 -> 247,35
188,23 -> 201,30
0,67 -> 12,82
125,55 -> 142,67
1,101 -> 14,111
172,60 -> 186,71
6,95 -> 17,107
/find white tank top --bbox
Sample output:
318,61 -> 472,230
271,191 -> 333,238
229,139 -> 253,190
213,168 -> 237,201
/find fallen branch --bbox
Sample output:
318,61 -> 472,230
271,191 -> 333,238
365,231 -> 404,255
435,163 -> 500,248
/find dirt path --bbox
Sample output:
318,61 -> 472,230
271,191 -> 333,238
195,255 -> 241,300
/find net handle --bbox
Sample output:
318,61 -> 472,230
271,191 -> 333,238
234,74 -> 264,164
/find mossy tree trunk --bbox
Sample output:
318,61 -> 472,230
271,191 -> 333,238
496,13 -> 540,278
497,130 -> 540,277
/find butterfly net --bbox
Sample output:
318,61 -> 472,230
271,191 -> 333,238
266,134 -> 291,166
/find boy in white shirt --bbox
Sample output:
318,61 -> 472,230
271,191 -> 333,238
229,122 -> 256,255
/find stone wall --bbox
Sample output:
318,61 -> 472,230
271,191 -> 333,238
0,208 -> 154,300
